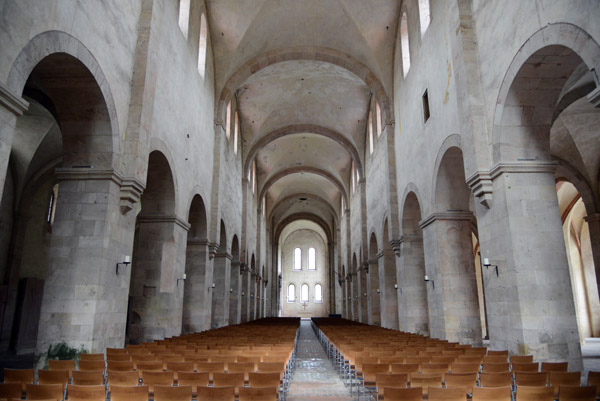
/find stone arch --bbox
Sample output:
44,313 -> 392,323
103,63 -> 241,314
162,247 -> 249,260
8,30 -> 120,166
431,135 -> 465,212
217,46 -> 393,127
368,232 -> 381,326
269,193 -> 338,225
182,194 -> 208,333
244,124 -> 364,179
259,166 -> 348,208
148,138 -> 180,212
492,23 -> 600,164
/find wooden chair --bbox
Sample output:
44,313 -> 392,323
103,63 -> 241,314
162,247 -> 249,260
409,373 -> 442,395
165,361 -> 195,379
431,356 -> 456,365
48,360 -> 75,377
226,362 -> 255,383
67,384 -> 106,401
238,386 -> 278,401
79,354 -> 104,361
25,384 -> 64,401
195,362 -> 225,382
421,363 -> 450,376
176,371 -> 209,397
541,362 -> 568,372
78,360 -> 105,372
510,355 -> 534,364
375,373 -> 408,399
445,373 -> 477,392
134,362 -> 163,373
153,385 -> 192,401
428,387 -> 468,401
196,385 -> 235,401
212,372 -> 244,397
247,372 -> 281,388
0,383 -> 23,400
484,355 -> 508,364
450,363 -> 480,374
456,355 -> 483,364
139,371 -> 174,394
482,363 -> 510,373
587,371 -> 600,399
3,368 -> 34,392
487,350 -> 509,357
558,385 -> 596,401
383,386 -> 422,401
71,371 -> 104,385
516,385 -> 554,401
515,372 -> 548,387
256,362 -> 285,375
106,348 -> 128,355
472,386 -> 512,401
390,363 -> 419,375
109,385 -> 149,401
479,372 -> 512,388
107,370 -> 140,389
237,356 -> 262,366
107,361 -> 134,372
549,372 -> 581,397
106,355 -> 131,362
362,363 -> 391,395
37,370 -> 69,387
512,362 -> 539,373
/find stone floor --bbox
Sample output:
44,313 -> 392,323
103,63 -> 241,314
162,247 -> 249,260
287,319 -> 371,401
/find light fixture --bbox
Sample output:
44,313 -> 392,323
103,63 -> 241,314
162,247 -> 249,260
212,283 -> 216,288
177,273 -> 187,286
116,256 -> 131,274
394,283 -> 398,289
424,275 -> 434,289
376,289 -> 380,293
364,292 -> 367,297
230,288 -> 233,293
483,258 -> 499,277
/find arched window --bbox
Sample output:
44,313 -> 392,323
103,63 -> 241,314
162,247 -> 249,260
376,102 -> 382,137
368,111 -> 373,155
198,13 -> 207,78
308,248 -> 316,270
178,0 -> 191,39
225,101 -> 231,141
351,160 -> 356,193
251,160 -> 256,193
315,284 -> 323,302
287,284 -> 295,302
301,284 -> 309,302
418,0 -> 431,36
46,184 -> 59,225
400,12 -> 411,77
234,111 -> 239,155
293,248 -> 302,270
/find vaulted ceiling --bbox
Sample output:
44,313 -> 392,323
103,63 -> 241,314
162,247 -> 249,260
206,0 -> 400,238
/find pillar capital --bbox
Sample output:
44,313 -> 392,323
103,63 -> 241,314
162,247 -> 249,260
389,238 -> 402,257
419,211 -> 474,229
466,170 -> 493,209
136,214 -> 191,231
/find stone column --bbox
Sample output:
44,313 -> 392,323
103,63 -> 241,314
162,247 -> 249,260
0,85 -> 28,202
474,163 -> 582,368
398,235 -> 429,335
229,261 -> 241,325
585,213 -> 600,299
420,212 -> 482,345
367,258 -> 380,326
36,169 -> 142,352
211,252 -> 231,328
129,214 -> 189,343
351,273 -> 359,321
249,272 -> 257,321
182,239 -> 210,333
379,249 -> 399,330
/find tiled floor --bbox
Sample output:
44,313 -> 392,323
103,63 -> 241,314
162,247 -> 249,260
287,320 -> 371,401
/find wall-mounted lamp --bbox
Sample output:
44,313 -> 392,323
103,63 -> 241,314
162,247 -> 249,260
376,288 -> 380,293
483,258 -> 499,277
364,292 -> 367,297
250,294 -> 254,298
177,273 -> 187,287
230,288 -> 233,293
211,283 -> 216,288
424,275 -> 434,289
394,283 -> 398,289
242,292 -> 245,296
116,256 -> 131,274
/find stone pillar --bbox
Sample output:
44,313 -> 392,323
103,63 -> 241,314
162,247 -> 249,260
211,252 -> 231,328
379,249 -> 399,330
474,163 -> 582,368
398,235 -> 429,335
359,266 -> 368,323
249,272 -> 257,321
585,213 -> 600,299
229,261 -> 241,325
0,85 -> 28,201
367,258 -> 380,326
129,214 -> 189,343
351,273 -> 359,321
182,239 -> 210,333
420,212 -> 482,345
36,169 -> 142,352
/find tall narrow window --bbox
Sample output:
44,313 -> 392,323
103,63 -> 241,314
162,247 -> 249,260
46,184 -> 59,225
418,0 -> 431,36
368,112 -> 373,155
287,284 -> 295,302
251,161 -> 256,193
198,13 -> 207,78
422,89 -> 430,123
178,0 -> 191,39
400,12 -> 411,77
376,102 -> 382,137
262,197 -> 265,216
315,284 -> 323,302
225,101 -> 231,141
234,111 -> 239,155
308,248 -> 316,270
293,248 -> 302,270
301,284 -> 309,302
351,161 -> 356,193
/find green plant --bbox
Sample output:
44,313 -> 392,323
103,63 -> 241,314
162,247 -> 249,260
35,341 -> 87,369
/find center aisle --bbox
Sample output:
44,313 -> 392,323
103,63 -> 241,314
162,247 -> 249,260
287,319 -> 366,401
